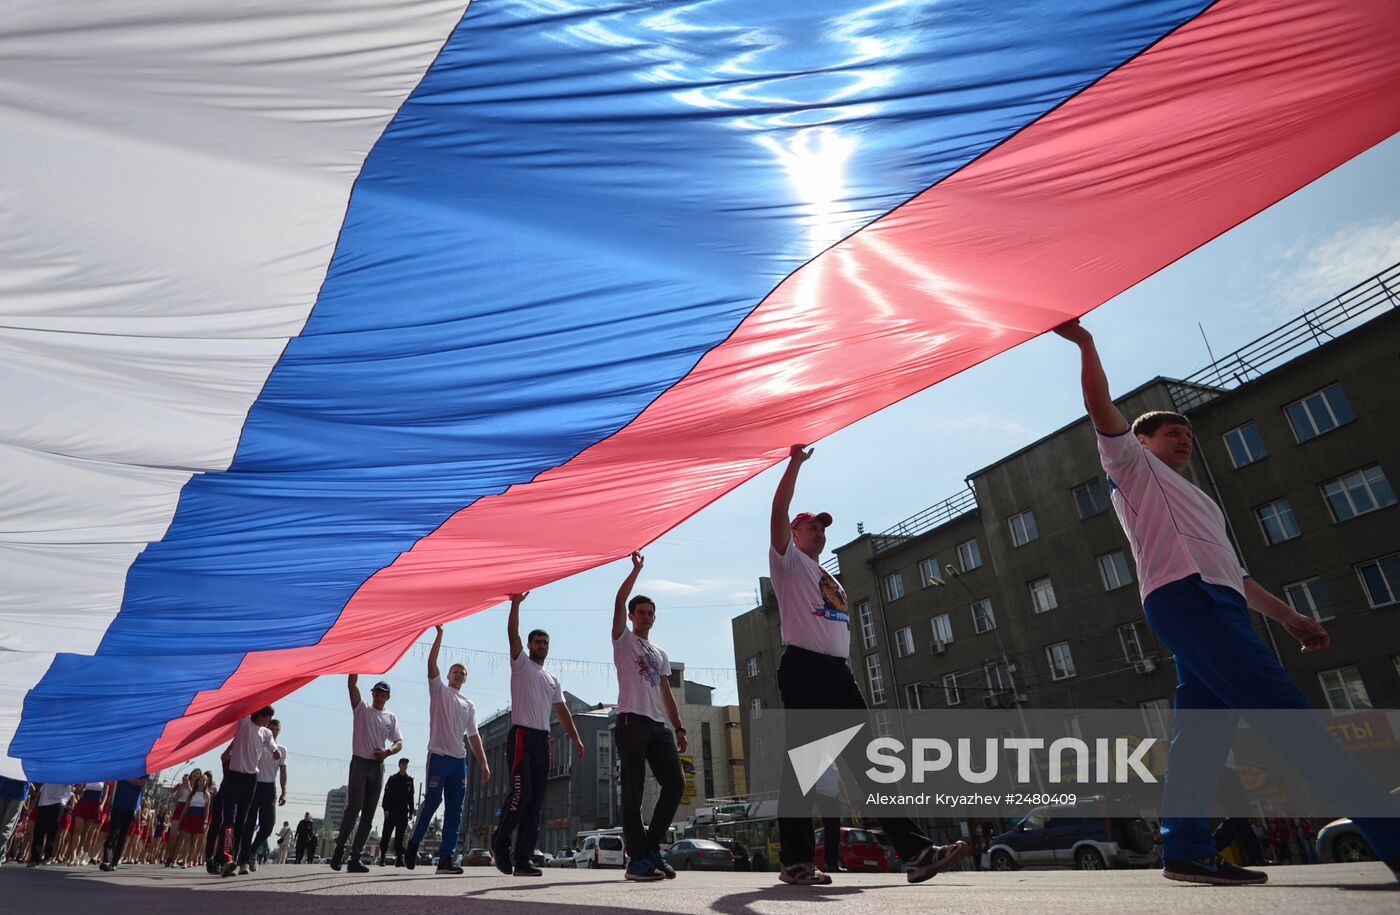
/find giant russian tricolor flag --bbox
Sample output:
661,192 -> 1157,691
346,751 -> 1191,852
2,0 -> 1398,780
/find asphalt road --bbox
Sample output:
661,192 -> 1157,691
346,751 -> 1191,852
3,862 -> 1396,914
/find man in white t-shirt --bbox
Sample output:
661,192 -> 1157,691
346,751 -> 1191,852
275,821 -> 293,864
331,675 -> 403,874
405,624 -> 492,875
245,718 -> 287,874
206,705 -> 277,877
769,444 -> 966,887
27,782 -> 74,865
1056,318 -> 1399,885
611,551 -> 686,882
492,591 -> 584,877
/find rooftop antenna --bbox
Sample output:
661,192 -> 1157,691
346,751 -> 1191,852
1198,322 -> 1221,386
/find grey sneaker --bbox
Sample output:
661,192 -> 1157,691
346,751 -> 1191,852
907,841 -> 968,884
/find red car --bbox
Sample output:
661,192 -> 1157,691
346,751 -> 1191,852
813,827 -> 891,873
463,848 -> 493,866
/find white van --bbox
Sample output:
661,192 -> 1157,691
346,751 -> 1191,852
579,833 -> 626,868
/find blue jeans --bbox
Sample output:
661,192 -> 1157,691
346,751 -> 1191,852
1144,575 -> 1400,862
411,752 -> 467,863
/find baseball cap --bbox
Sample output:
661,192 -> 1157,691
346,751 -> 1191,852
371,680 -> 391,695
791,511 -> 833,529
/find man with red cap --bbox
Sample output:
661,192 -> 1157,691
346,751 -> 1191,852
769,444 -> 966,886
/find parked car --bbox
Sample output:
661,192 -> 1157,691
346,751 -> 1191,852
985,797 -> 1158,870
1317,788 -> 1399,863
714,838 -> 749,871
665,838 -> 735,871
463,848 -> 494,867
553,849 -> 577,868
579,833 -> 626,868
869,829 -> 904,872
532,849 -> 554,867
812,826 -> 890,873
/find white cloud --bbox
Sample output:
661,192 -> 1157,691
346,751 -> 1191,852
645,578 -> 703,595
1255,218 -> 1400,317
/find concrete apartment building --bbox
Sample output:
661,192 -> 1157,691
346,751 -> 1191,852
735,264 -> 1400,753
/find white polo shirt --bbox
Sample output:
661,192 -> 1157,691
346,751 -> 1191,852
1097,430 -> 1248,601
257,738 -> 286,783
510,651 -> 563,732
427,676 -> 478,758
229,716 -> 276,776
352,701 -> 402,760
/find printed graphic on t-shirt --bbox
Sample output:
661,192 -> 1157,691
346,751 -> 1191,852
816,568 -> 849,623
634,638 -> 664,687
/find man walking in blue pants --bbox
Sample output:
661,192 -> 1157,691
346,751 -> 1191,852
405,624 -> 491,874
1057,318 -> 1399,885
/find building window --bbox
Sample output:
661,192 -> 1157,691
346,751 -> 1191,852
1097,550 -> 1133,591
918,556 -> 941,587
750,698 -> 762,720
1222,421 -> 1268,468
884,571 -> 906,602
985,660 -> 1012,694
1007,510 -> 1040,547
1073,477 -> 1111,519
943,673 -> 962,706
1318,666 -> 1372,712
1282,578 -> 1333,622
971,599 -> 996,634
866,653 -> 886,705
746,656 -> 759,678
931,613 -> 953,645
957,538 -> 982,572
894,626 -> 915,658
1029,577 -> 1057,614
858,600 -> 876,649
1046,642 -> 1076,680
1140,699 -> 1170,741
1118,622 -> 1146,662
1356,553 -> 1400,608
1286,383 -> 1355,443
1321,465 -> 1396,522
1254,498 -> 1301,545
904,683 -> 923,710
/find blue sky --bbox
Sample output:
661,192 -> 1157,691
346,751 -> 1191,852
186,134 -> 1400,820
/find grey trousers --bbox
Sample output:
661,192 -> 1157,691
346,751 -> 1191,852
336,756 -> 384,857
0,797 -> 25,862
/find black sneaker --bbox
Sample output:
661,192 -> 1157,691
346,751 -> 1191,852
220,859 -> 239,878
513,863 -> 543,877
99,862 -> 112,872
328,847 -> 344,871
1163,855 -> 1267,885
436,861 -> 464,875
491,833 -> 512,875
404,840 -> 419,870
347,857 -> 370,874
907,840 -> 969,884
248,860 -> 257,872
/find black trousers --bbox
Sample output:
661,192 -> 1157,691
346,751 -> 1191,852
29,803 -> 62,863
777,645 -> 933,867
102,808 -> 136,865
494,725 -> 548,866
379,810 -> 409,862
294,835 -> 315,863
615,713 -> 684,860
205,770 -> 258,864
249,781 -> 277,862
